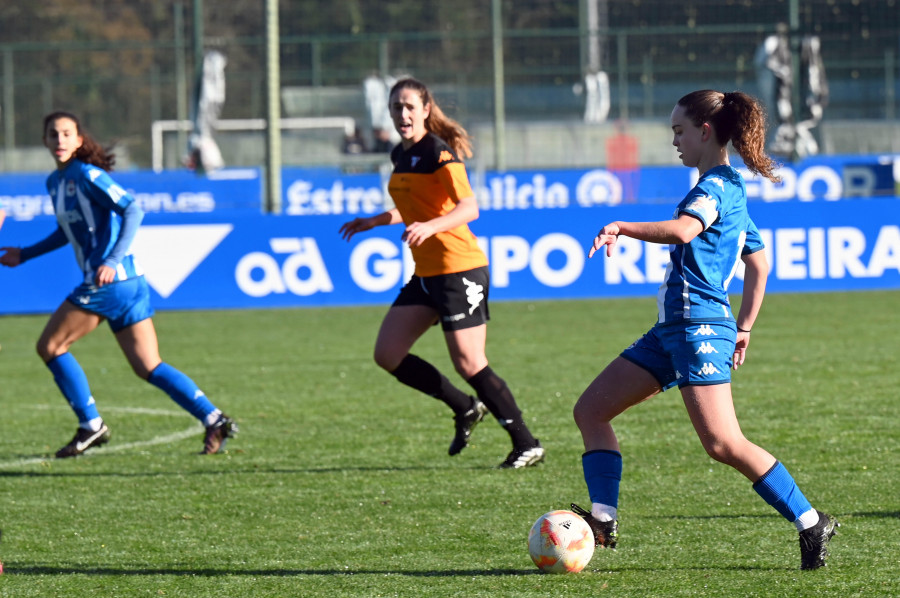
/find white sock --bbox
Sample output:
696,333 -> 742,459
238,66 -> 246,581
794,508 -> 820,532
592,502 -> 617,522
203,410 -> 222,427
81,417 -> 104,432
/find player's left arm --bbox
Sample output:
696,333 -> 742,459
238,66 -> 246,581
733,248 -> 769,369
0,208 -> 5,231
403,163 -> 478,248
84,169 -> 144,285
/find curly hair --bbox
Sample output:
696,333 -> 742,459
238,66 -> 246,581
389,78 -> 473,159
43,111 -> 116,172
676,90 -> 780,182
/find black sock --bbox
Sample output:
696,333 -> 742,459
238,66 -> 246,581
466,365 -> 536,448
390,354 -> 473,414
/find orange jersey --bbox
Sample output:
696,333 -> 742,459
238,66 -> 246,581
388,133 -> 488,277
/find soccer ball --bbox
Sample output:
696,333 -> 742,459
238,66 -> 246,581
528,510 -> 595,573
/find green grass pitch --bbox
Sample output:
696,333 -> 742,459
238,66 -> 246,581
0,291 -> 897,597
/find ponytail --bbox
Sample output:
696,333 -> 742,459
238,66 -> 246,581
677,90 -> 780,182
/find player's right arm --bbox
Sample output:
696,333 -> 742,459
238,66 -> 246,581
0,226 -> 69,267
339,208 -> 402,241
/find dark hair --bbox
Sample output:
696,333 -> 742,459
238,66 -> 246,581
43,111 -> 116,171
676,90 -> 780,182
389,78 -> 472,159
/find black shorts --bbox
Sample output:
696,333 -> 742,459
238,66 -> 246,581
393,266 -> 491,331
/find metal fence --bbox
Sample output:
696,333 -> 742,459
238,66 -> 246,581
1,0 -> 897,171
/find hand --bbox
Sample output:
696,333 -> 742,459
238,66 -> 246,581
588,222 -> 621,258
401,221 -> 436,248
732,331 -> 750,370
94,264 -> 116,287
339,217 -> 377,241
0,246 -> 21,267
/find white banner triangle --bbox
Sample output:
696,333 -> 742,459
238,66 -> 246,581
131,224 -> 233,298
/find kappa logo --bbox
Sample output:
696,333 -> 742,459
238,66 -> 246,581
698,362 -> 721,376
88,167 -> 103,182
462,276 -> 484,314
438,150 -> 453,163
695,341 -> 718,355
709,176 -> 725,191
693,324 -> 717,336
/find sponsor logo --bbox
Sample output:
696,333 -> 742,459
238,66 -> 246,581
693,325 -> 717,336
438,150 -> 453,163
462,276 -> 485,314
695,341 -> 718,355
411,156 -> 421,168
235,237 -> 334,298
686,195 -> 718,223
698,362 -> 721,376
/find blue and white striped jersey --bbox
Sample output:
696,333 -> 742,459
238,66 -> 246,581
47,159 -> 143,284
657,164 -> 764,324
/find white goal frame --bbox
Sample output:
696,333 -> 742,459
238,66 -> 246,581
150,117 -> 356,173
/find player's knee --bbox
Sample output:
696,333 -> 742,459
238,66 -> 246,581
573,395 -> 604,431
701,438 -> 739,465
373,348 -> 398,372
36,337 -> 60,362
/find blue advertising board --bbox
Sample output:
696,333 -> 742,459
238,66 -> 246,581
1,198 -> 898,315
0,168 -> 261,221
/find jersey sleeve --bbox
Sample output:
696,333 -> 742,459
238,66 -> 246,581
742,217 -> 765,254
82,166 -> 136,214
435,162 -> 474,202
679,190 -> 720,230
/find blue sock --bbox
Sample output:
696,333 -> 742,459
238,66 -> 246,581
46,353 -> 100,426
582,449 -> 623,508
752,461 -> 813,523
147,362 -> 217,422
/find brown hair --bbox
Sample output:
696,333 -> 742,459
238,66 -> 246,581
389,78 -> 472,159
43,111 -> 116,172
676,90 -> 780,182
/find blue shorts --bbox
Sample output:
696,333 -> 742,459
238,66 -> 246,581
620,321 -> 737,390
67,276 -> 155,333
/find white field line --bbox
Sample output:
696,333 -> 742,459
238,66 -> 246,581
0,405 -> 204,469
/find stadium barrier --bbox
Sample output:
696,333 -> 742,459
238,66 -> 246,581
1,195 -> 897,315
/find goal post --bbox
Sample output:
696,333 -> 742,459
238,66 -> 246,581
151,117 -> 357,173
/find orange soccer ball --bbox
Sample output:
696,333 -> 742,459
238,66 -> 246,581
527,510 -> 595,573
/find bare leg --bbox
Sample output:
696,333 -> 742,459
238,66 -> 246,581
573,356 -> 662,452
680,383 -> 776,481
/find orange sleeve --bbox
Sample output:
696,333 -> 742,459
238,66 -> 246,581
435,162 -> 474,203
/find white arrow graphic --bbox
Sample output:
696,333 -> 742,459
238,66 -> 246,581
130,224 -> 233,298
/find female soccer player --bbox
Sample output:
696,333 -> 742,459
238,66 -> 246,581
570,90 -> 838,569
0,111 -> 236,458
339,78 -> 543,468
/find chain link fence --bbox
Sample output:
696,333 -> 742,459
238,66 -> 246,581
1,0 -> 897,170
